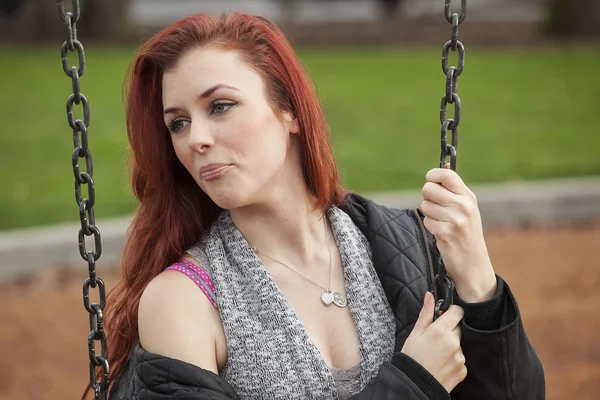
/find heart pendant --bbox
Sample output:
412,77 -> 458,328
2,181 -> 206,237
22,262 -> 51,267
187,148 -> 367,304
332,291 -> 347,307
321,291 -> 334,306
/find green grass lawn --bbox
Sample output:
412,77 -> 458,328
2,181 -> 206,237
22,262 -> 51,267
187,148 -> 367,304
1,46 -> 599,230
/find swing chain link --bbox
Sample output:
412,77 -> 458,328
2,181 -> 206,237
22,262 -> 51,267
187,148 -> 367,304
56,1 -> 109,398
433,0 -> 467,321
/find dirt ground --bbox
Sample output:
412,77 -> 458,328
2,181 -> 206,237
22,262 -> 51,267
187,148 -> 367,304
1,222 -> 600,399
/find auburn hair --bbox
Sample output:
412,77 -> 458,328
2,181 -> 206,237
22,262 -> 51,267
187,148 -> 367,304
87,12 -> 346,398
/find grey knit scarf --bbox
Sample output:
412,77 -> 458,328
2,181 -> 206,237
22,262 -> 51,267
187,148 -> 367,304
186,206 -> 395,399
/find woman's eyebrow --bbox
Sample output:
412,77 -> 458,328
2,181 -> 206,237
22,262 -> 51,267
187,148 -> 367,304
163,84 -> 240,116
200,83 -> 240,99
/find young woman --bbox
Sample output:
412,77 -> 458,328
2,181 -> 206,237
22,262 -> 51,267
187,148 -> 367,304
105,12 -> 544,400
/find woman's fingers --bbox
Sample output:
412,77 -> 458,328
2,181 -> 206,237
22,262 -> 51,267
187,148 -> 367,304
432,305 -> 464,333
420,199 -> 451,222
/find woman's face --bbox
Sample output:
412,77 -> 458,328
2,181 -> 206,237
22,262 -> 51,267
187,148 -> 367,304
162,47 -> 299,209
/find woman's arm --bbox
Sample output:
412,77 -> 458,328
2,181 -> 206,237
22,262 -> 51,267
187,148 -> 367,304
351,276 -> 544,400
451,276 -> 546,399
418,167 -> 545,398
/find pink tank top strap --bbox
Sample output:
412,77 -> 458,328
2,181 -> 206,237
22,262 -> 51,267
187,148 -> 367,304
164,261 -> 218,308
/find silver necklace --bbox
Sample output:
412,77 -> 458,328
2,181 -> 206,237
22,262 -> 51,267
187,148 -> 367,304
250,217 -> 347,308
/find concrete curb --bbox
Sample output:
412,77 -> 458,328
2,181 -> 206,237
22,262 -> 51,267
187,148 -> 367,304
1,177 -> 599,281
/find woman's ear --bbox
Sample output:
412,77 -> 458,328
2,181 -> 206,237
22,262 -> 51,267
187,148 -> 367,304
281,111 -> 300,135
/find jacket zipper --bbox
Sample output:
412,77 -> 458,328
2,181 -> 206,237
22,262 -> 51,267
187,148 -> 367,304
412,208 -> 435,291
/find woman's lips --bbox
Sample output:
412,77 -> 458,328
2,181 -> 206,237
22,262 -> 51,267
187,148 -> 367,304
199,164 -> 233,180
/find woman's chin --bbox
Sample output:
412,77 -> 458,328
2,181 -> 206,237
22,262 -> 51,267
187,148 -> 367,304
205,189 -> 244,211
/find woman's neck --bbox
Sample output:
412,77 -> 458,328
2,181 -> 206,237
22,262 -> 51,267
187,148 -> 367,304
229,187 -> 329,270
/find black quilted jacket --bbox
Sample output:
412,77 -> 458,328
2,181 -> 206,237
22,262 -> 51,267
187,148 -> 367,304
110,193 -> 545,399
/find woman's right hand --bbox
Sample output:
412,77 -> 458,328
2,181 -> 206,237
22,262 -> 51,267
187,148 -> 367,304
401,291 -> 467,393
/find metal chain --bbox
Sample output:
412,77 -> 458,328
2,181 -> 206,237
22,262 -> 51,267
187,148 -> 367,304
433,0 -> 467,321
56,1 -> 109,398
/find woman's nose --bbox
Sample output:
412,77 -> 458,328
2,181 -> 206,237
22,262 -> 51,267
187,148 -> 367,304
187,122 -> 215,153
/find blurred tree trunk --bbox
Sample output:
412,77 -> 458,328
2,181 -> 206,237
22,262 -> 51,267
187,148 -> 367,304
378,0 -> 408,20
78,0 -> 131,42
279,0 -> 296,26
545,0 -> 600,37
0,0 -> 131,43
0,0 -> 19,15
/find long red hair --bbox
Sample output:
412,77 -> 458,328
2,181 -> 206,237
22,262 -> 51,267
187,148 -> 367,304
90,12 -> 345,398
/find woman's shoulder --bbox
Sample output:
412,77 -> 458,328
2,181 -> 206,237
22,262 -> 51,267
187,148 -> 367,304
143,255 -> 215,309
138,257 -> 222,374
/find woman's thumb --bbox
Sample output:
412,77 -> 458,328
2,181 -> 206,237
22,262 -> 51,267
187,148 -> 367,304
414,292 -> 434,333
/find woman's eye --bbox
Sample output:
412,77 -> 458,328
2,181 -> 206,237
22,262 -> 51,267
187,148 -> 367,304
168,119 -> 189,133
167,101 -> 236,132
210,101 -> 236,115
